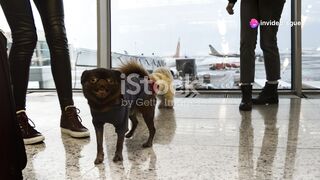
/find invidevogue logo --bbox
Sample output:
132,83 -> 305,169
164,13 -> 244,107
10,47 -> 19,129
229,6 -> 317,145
249,18 -> 302,29
249,18 -> 260,29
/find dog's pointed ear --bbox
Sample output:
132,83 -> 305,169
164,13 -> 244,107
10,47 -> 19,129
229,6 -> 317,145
81,70 -> 89,85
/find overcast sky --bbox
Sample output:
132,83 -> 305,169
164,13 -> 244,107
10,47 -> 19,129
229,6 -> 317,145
0,0 -> 96,49
0,0 -> 319,55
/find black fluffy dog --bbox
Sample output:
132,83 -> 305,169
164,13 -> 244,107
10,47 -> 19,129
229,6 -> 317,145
81,61 -> 156,164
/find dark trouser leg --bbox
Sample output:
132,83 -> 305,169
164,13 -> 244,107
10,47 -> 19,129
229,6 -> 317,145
0,0 -> 37,111
259,0 -> 285,81
252,0 -> 285,105
240,0 -> 259,84
239,0 -> 258,111
34,0 -> 73,110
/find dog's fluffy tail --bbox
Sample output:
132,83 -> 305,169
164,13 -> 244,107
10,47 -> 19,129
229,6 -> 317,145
153,67 -> 174,80
119,60 -> 149,77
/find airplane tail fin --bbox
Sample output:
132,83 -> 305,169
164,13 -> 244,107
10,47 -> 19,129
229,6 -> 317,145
173,38 -> 180,58
209,44 -> 221,56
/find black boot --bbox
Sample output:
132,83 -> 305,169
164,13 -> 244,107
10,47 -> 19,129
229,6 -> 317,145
252,82 -> 279,105
239,85 -> 252,111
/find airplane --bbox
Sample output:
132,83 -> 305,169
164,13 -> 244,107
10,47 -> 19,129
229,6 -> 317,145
208,44 -> 240,57
110,51 -> 166,73
164,40 -> 240,68
159,41 -> 242,88
209,44 -> 265,62
162,40 -> 242,74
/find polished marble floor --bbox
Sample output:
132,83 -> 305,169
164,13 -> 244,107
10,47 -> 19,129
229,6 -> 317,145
22,92 -> 320,179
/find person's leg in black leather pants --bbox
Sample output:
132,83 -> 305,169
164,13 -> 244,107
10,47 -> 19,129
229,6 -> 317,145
0,0 -> 90,144
0,0 -> 37,112
1,0 -> 73,110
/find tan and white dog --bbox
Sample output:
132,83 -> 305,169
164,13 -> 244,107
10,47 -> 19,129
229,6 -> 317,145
150,67 -> 175,108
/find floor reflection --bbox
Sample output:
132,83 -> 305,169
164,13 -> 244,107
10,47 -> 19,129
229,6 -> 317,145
154,108 -> 176,145
61,134 -> 90,178
283,99 -> 301,179
21,93 -> 320,179
124,114 -> 158,180
126,142 -> 157,180
239,105 -> 280,180
255,105 -> 279,180
97,125 -> 127,180
238,99 -> 302,180
23,143 -> 46,178
238,112 -> 254,180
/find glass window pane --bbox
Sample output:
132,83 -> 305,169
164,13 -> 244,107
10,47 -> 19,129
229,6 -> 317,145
0,0 -> 97,89
111,0 -> 291,90
302,0 -> 320,89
